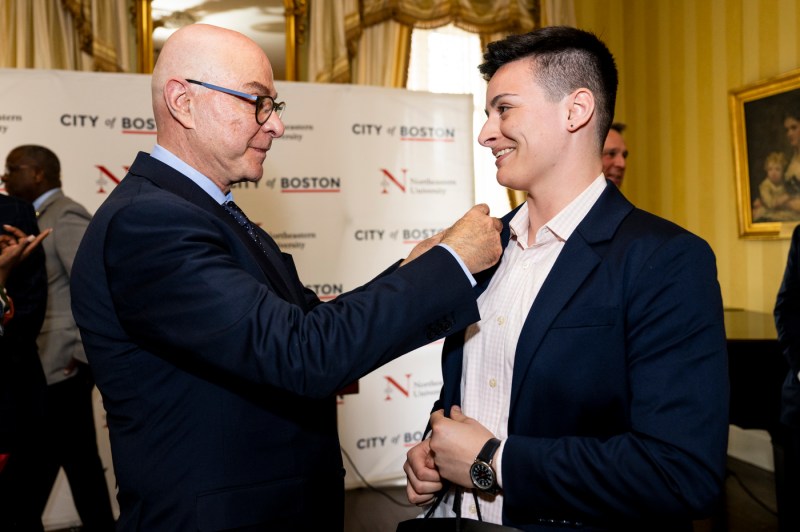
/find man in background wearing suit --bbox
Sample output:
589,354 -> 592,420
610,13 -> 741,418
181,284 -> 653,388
775,224 -> 800,532
404,26 -> 729,531
0,194 -> 48,531
3,145 -> 115,531
70,23 -> 502,532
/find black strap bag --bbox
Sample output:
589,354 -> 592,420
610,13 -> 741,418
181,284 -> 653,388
396,484 -> 522,532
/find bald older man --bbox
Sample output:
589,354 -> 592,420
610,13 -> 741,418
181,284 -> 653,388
70,23 -> 501,531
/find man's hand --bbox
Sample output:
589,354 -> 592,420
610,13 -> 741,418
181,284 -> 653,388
404,438 -> 443,505
0,225 -> 52,285
440,204 -> 502,273
400,231 -> 444,267
428,406 -> 496,489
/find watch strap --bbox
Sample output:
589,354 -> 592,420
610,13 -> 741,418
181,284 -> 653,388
476,437 -> 501,465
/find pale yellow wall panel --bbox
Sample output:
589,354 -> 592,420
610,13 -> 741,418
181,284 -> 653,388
708,0 -> 731,244
742,0 -> 761,83
657,0 -> 673,219
758,0 -> 780,78
776,0 -> 797,73
723,0 -> 748,308
642,2 -> 665,216
686,1 -> 726,242
607,0 -> 628,127
684,0 -> 706,234
574,0 -> 797,314
669,0 -> 688,227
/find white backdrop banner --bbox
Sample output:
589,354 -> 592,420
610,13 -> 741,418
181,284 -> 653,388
0,68 -> 473,525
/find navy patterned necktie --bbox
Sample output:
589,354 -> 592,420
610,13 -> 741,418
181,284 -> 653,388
222,200 -> 271,255
222,200 -> 308,306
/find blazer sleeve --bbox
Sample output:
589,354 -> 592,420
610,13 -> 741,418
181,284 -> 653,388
1,201 -> 47,348
502,233 -> 729,522
776,225 -> 800,377
98,197 -> 480,398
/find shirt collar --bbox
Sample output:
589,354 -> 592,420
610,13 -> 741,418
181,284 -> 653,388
150,144 -> 232,204
509,174 -> 607,244
33,188 -> 60,212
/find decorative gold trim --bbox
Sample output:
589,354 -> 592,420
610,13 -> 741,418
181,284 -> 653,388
135,0 -> 154,74
283,0 -> 307,82
507,189 -> 527,210
61,0 -> 93,54
391,24 -> 412,89
729,68 -> 800,239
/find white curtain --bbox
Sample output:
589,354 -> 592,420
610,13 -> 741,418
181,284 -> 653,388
350,20 -> 411,87
0,0 -> 133,71
308,0 -> 539,88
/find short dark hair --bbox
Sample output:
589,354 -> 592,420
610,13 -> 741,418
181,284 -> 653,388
610,122 -> 626,134
14,144 -> 61,186
479,26 -> 618,148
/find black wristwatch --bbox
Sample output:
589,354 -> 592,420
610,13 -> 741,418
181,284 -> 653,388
469,437 -> 501,494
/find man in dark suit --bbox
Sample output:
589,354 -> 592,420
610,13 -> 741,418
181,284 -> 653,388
0,195 -> 49,531
70,23 -> 502,532
404,27 -> 729,531
775,224 -> 800,532
3,144 -> 115,531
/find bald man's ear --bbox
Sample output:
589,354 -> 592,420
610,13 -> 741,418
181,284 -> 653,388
565,88 -> 595,132
163,79 -> 195,129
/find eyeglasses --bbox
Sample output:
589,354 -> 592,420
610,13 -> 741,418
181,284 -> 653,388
186,79 -> 285,125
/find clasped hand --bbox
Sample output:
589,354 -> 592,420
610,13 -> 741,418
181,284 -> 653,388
404,406 -> 495,505
0,225 -> 52,285
401,204 -> 502,273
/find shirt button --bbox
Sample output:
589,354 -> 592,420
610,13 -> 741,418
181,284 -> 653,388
489,378 -> 497,388
497,316 -> 505,326
522,260 -> 530,269
469,504 -> 477,515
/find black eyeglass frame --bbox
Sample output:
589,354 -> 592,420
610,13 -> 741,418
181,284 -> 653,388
186,79 -> 285,125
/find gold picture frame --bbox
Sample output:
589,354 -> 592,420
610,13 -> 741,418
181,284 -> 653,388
730,69 -> 800,239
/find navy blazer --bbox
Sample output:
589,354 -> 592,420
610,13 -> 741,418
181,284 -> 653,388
776,224 -> 800,429
70,153 -> 480,531
436,183 -> 729,531
0,195 -> 47,455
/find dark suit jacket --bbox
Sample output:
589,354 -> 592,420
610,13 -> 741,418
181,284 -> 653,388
0,195 -> 47,455
436,183 -> 729,531
70,152 -> 480,531
776,224 -> 800,429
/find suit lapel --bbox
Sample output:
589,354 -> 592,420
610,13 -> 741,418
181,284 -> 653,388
507,185 -> 634,411
127,153 -> 304,307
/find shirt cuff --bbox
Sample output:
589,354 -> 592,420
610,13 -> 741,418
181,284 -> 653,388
437,243 -> 477,287
494,439 -> 506,488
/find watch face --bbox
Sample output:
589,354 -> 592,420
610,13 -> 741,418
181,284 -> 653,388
470,461 -> 495,490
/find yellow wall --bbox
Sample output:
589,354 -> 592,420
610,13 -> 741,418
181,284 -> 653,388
574,0 -> 799,314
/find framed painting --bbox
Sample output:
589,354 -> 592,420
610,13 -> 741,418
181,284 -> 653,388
730,68 -> 800,239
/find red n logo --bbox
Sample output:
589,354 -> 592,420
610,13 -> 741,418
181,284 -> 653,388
380,168 -> 406,194
95,165 -> 128,193
384,374 -> 411,400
